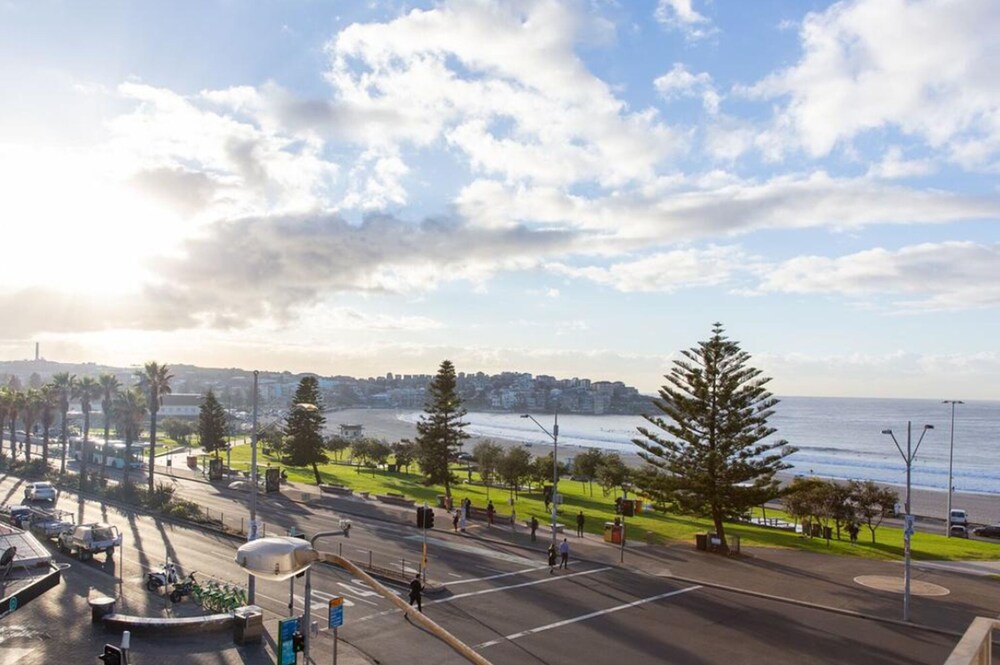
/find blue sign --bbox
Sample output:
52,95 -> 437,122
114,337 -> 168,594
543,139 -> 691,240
328,597 -> 344,628
278,616 -> 300,665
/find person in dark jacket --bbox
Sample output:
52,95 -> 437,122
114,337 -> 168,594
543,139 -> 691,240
547,542 -> 557,574
409,575 -> 423,612
530,516 -> 539,542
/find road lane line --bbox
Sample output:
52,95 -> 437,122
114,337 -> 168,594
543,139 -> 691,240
447,565 -> 550,586
474,585 -> 703,649
353,566 -> 613,624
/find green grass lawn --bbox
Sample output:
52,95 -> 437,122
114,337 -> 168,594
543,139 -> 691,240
212,444 -> 1000,562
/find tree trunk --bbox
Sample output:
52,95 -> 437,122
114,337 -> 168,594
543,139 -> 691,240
312,462 -> 322,486
60,411 -> 68,474
712,508 -> 728,554
148,408 -> 157,495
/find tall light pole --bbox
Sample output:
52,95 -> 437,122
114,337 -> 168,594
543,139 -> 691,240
943,400 -> 963,537
521,398 -> 559,546
247,370 -> 259,604
881,421 -> 934,622
303,524 -> 351,663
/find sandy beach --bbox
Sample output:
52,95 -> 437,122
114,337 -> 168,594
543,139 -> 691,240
327,408 -> 1000,525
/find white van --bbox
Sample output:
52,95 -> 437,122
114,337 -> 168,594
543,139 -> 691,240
949,509 -> 968,526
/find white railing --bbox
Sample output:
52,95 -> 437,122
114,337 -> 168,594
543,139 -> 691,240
945,617 -> 1000,665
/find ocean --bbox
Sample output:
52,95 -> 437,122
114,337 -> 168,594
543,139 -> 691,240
397,396 -> 1000,495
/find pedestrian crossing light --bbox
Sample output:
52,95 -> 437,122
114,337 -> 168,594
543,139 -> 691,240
292,631 -> 305,653
621,499 -> 635,518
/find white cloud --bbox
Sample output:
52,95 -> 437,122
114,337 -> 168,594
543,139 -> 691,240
455,172 -> 1000,243
654,0 -> 717,40
654,63 -> 721,114
324,1 -> 679,189
756,241 -> 1000,310
866,146 -> 937,179
743,0 -> 1000,166
547,245 -> 757,292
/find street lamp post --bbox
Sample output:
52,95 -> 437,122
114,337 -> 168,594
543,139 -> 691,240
943,400 -> 963,537
248,370 -> 260,604
521,401 -> 559,546
303,525 -> 352,663
235,534 -> 493,665
881,421 -> 933,622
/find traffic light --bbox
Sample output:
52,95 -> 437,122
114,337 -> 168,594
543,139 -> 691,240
292,631 -> 305,653
614,496 -> 622,514
97,645 -> 125,665
416,507 -> 435,529
621,499 -> 635,518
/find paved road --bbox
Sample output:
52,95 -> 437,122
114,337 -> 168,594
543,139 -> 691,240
0,472 -> 975,664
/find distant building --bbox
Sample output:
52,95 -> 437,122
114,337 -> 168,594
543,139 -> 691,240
339,424 -> 364,440
159,394 -> 203,418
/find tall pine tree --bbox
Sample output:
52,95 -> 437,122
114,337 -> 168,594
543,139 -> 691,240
414,360 -> 468,497
199,390 -> 229,459
634,323 -> 795,552
285,376 -> 328,485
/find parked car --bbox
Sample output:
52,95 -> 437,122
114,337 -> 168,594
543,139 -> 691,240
949,525 -> 969,538
973,524 -> 1000,539
24,482 -> 56,502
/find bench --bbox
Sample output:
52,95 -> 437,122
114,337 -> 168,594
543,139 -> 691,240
376,494 -> 416,507
103,612 -> 233,636
319,484 -> 354,495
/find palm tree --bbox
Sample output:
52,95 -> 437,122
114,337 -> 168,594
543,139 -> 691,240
21,389 -> 41,461
0,387 -> 10,458
138,362 -> 172,494
98,373 -> 121,482
39,385 -> 57,467
76,376 -> 102,490
113,386 -> 147,487
51,372 -> 76,474
8,389 -> 24,460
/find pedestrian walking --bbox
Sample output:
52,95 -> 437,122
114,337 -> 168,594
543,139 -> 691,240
576,511 -> 585,537
530,516 -> 539,542
547,542 -> 557,574
558,538 -> 569,570
487,500 -> 495,526
452,511 -> 459,532
510,507 -> 517,532
460,510 -> 467,532
408,575 -> 423,612
849,522 -> 859,545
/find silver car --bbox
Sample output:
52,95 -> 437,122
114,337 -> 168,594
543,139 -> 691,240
24,481 -> 56,502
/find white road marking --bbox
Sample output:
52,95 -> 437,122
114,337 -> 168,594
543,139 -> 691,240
405,535 -> 538,566
475,585 -> 703,649
353,566 -> 612,624
447,565 -> 551,586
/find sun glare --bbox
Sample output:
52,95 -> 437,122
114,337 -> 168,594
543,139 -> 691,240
0,144 -> 184,295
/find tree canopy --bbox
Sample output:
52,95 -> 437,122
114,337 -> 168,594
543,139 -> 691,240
284,377 -> 328,484
413,360 -> 469,497
199,390 -> 229,459
633,323 -> 795,552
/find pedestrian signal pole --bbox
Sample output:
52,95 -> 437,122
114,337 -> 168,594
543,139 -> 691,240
422,502 -> 429,582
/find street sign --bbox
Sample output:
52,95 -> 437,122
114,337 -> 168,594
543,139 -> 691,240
248,519 -> 263,542
278,617 -> 300,665
328,597 -> 344,628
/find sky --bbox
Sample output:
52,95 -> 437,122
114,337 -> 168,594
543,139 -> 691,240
0,0 -> 998,399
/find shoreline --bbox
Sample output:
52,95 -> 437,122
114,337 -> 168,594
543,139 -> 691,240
327,408 -> 999,525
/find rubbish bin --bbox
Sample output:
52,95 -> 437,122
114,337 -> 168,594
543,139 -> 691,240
233,605 -> 264,645
604,522 -> 623,544
822,526 -> 833,540
729,535 -> 741,554
707,533 -> 722,552
695,533 -> 707,551
437,494 -> 447,508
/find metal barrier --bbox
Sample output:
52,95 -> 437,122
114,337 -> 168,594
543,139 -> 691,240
945,617 -> 1000,665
